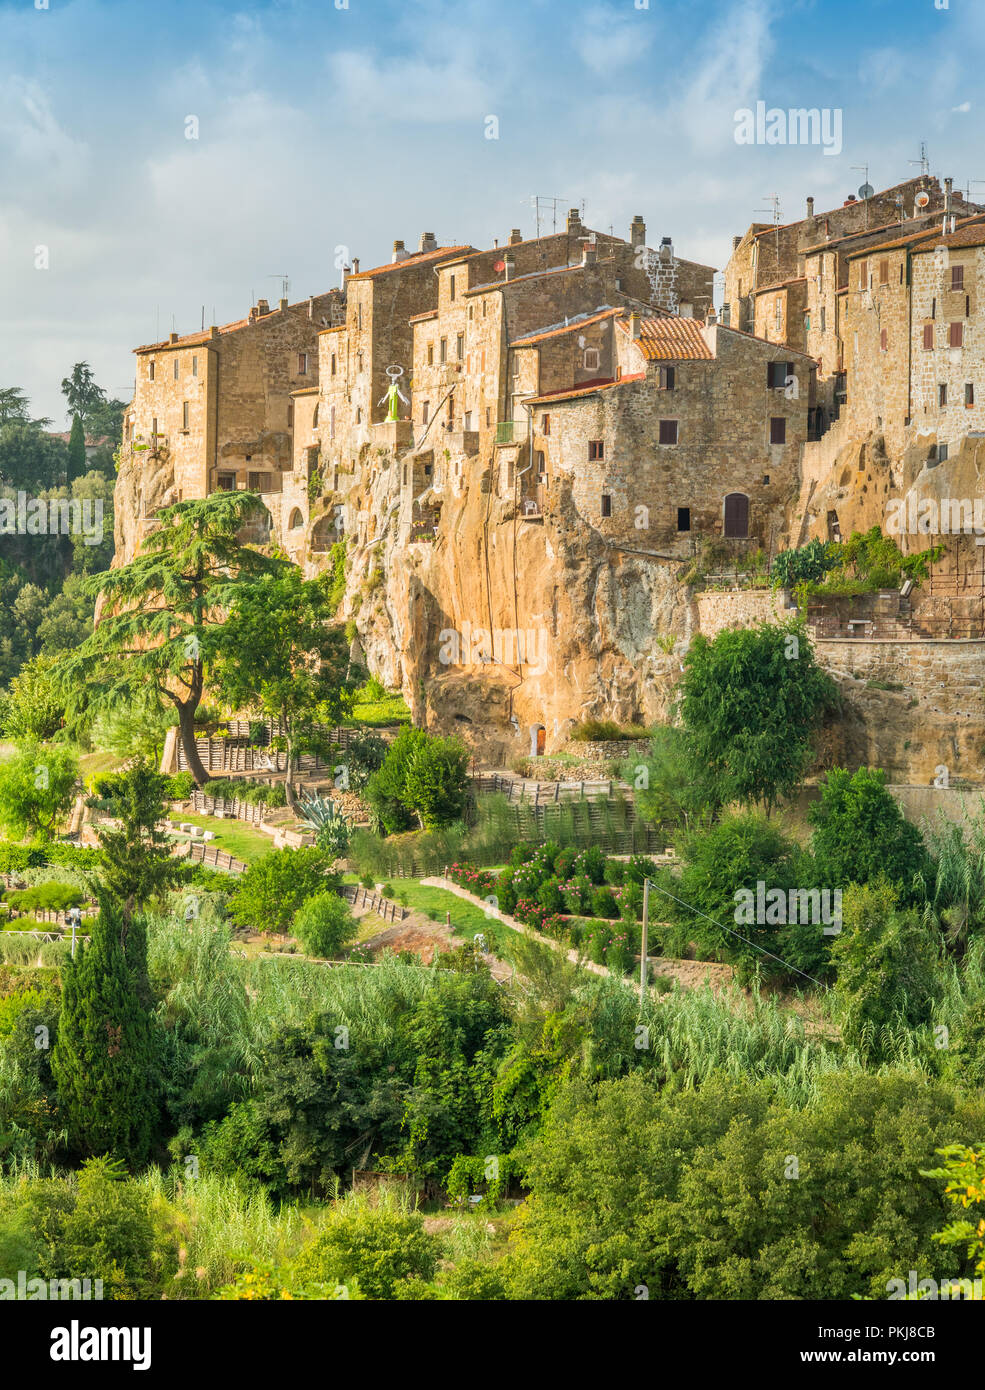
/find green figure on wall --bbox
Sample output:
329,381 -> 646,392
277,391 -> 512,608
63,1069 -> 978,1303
379,365 -> 409,422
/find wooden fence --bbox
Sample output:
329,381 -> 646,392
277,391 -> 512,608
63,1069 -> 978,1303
185,842 -> 247,874
340,884 -> 408,923
189,791 -> 269,825
473,772 -> 621,804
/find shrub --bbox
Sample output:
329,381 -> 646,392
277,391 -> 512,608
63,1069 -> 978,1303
809,767 -> 931,901
291,1199 -> 442,1300
228,849 -> 338,935
536,878 -> 564,914
293,892 -> 357,959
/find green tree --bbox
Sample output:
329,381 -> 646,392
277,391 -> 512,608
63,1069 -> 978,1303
60,363 -> 106,430
0,423 -> 69,491
0,387 -> 31,428
51,898 -> 160,1167
293,891 -> 357,958
831,879 -> 943,1060
66,416 -> 86,486
0,740 -> 78,841
626,723 -> 722,833
228,847 -> 337,935
212,567 -> 360,808
291,1197 -> 442,1299
58,493 -> 283,787
403,734 -> 471,829
94,758 -> 179,925
809,767 -> 931,900
679,620 -> 836,814
0,655 -> 66,740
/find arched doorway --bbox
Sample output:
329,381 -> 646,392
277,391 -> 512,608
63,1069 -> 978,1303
723,492 -> 749,538
530,724 -> 546,756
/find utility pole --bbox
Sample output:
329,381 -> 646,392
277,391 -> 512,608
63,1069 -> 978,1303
639,877 -> 650,1003
909,141 -> 930,178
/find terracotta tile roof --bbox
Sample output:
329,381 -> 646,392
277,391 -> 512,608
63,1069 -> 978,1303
318,324 -> 345,335
290,386 -> 319,396
752,277 -> 807,296
510,307 -> 622,347
346,245 -> 474,280
409,310 -> 439,324
466,263 -> 583,295
616,315 -> 713,360
529,373 -> 646,404
135,318 -> 249,353
46,431 -> 109,447
845,212 -> 985,258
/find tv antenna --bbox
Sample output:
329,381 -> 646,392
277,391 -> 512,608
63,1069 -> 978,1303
268,275 -> 290,301
529,195 -> 582,238
909,141 -> 930,178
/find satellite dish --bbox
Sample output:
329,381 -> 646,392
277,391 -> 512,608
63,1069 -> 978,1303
858,183 -> 875,200
915,191 -> 931,209
494,259 -> 506,273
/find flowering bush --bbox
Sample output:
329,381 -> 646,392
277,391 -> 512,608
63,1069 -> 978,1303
591,885 -> 619,920
536,877 -> 564,914
448,863 -> 494,895
561,874 -> 593,914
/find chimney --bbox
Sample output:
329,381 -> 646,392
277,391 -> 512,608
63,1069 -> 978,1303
944,177 -> 953,216
630,214 -> 646,249
629,312 -> 641,340
659,236 -> 673,263
582,237 -> 598,267
279,297 -> 289,311
732,235 -> 742,250
705,310 -> 717,326
566,206 -> 583,235
806,196 -> 815,220
504,251 -> 515,282
508,228 -> 523,246
843,195 -> 857,206
169,332 -> 179,343
352,258 -> 360,275
392,240 -> 409,263
419,232 -> 437,253
257,298 -> 270,315
307,296 -> 314,318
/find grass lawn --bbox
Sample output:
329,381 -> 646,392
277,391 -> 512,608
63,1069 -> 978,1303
78,749 -> 127,781
177,812 -> 274,865
344,691 -> 412,727
396,880 -> 520,955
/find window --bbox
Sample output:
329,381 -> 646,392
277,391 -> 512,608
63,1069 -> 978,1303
658,366 -> 676,390
217,473 -> 235,491
939,383 -> 948,407
249,471 -> 272,493
879,259 -> 889,285
950,322 -> 964,348
770,417 -> 786,445
588,439 -> 604,460
192,356 -> 198,377
464,410 -> 472,430
458,333 -> 465,362
330,405 -> 336,440
182,401 -> 189,430
440,338 -> 447,364
149,361 -> 155,381
449,274 -> 456,301
659,419 -> 679,445
723,492 -> 749,538
151,416 -> 158,439
427,345 -> 434,366
483,301 -> 488,317
677,506 -> 691,532
952,265 -> 965,291
762,475 -> 770,485
859,261 -> 868,289
923,324 -> 934,350
422,401 -> 430,424
297,352 -> 307,375
774,299 -> 782,331
966,382 -> 975,406
880,328 -> 888,352
331,353 -> 337,376
357,352 -> 364,372
939,443 -> 949,462
173,359 -> 179,380
541,414 -> 551,435
932,297 -> 937,319
820,306 -> 826,332
485,407 -> 491,427
357,303 -> 363,330
468,306 -> 474,321
767,361 -> 792,389
601,494 -> 611,518
583,347 -> 600,371
480,347 -> 485,372
356,406 -> 362,424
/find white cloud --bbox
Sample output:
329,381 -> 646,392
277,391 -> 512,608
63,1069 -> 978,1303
325,48 -> 492,123
571,5 -> 654,77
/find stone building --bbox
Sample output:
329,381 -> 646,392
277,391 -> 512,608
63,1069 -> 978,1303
116,291 -> 343,558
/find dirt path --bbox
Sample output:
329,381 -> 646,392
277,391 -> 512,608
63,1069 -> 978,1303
348,895 -> 513,981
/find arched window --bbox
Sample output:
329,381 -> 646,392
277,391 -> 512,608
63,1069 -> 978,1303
312,404 -> 319,427
288,508 -> 304,531
723,493 -> 749,538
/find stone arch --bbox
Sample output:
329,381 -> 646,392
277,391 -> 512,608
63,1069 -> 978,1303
288,507 -> 305,531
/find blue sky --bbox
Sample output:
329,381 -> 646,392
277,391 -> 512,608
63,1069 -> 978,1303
1,0 -> 983,422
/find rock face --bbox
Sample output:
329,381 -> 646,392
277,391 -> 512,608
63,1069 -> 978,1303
318,441 -> 693,764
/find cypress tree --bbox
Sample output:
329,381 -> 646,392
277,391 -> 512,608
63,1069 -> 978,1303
52,896 -> 159,1167
67,414 -> 86,485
